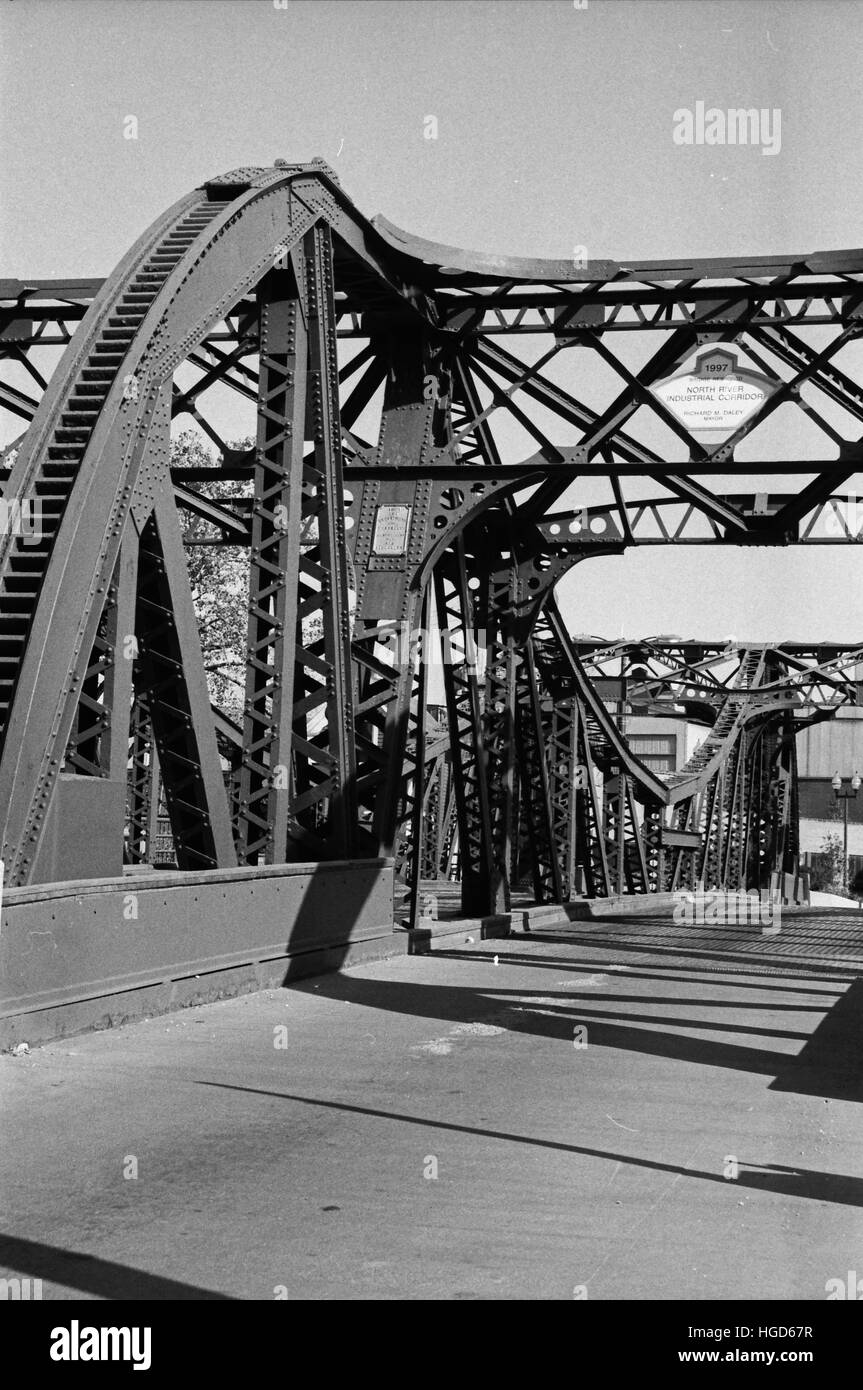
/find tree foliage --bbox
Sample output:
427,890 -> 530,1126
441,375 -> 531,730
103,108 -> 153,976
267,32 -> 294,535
808,797 -> 852,896
172,430 -> 251,725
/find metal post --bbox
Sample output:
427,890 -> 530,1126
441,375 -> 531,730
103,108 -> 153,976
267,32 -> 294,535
832,771 -> 859,895
844,798 -> 849,893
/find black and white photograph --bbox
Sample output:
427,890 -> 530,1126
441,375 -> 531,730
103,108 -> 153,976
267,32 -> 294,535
1,0 -> 861,1341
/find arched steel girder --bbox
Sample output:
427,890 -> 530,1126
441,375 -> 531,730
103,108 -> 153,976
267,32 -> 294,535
0,163 -> 443,885
0,162 -> 605,888
3,161 -> 861,900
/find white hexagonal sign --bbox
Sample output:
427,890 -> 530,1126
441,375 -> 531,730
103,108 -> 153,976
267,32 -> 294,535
651,348 -> 775,436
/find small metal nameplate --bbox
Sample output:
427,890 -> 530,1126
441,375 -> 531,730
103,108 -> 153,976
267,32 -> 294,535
372,504 -> 411,556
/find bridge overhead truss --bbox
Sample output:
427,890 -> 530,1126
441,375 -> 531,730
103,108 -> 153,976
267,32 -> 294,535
2,161 -> 863,920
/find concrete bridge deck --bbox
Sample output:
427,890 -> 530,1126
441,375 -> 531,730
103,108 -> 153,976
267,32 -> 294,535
2,908 -> 862,1301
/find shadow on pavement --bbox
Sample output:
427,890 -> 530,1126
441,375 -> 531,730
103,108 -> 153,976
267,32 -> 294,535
433,949 -> 850,998
288,954 -> 862,1100
197,1081 -> 863,1208
771,978 -> 863,1101
527,930 -> 863,982
0,1233 -> 234,1300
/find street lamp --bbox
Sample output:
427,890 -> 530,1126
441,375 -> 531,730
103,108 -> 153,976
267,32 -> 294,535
832,770 -> 861,893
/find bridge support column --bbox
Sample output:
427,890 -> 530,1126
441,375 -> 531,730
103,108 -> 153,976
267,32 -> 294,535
435,537 -> 495,916
237,268 -> 308,864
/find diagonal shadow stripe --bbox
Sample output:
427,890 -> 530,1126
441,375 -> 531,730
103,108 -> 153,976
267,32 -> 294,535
522,933 -> 862,982
505,1001 -> 813,1041
771,976 -> 863,1100
298,972 -> 800,1079
0,1233 -> 234,1301
196,1081 -> 863,1207
431,950 -> 848,997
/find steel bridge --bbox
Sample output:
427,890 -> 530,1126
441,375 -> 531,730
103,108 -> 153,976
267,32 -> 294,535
2,160 -> 863,1036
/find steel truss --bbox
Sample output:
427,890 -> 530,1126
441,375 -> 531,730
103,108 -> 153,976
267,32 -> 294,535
1,161 -> 861,923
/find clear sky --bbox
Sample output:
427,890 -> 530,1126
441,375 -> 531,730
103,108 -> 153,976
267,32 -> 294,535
2,0 -> 862,641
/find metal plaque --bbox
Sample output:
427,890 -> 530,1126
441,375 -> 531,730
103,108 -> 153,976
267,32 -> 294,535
651,348 -> 775,437
372,503 -> 411,556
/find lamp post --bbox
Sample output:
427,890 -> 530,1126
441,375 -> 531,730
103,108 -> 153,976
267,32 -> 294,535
831,770 -> 860,893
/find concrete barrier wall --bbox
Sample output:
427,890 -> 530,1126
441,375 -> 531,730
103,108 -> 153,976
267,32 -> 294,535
0,859 -> 397,1048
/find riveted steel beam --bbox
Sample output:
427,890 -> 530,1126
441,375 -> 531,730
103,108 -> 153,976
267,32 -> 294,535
237,268 -> 308,864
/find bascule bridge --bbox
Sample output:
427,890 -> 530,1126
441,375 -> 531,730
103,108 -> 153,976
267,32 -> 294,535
2,160 -> 863,1039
